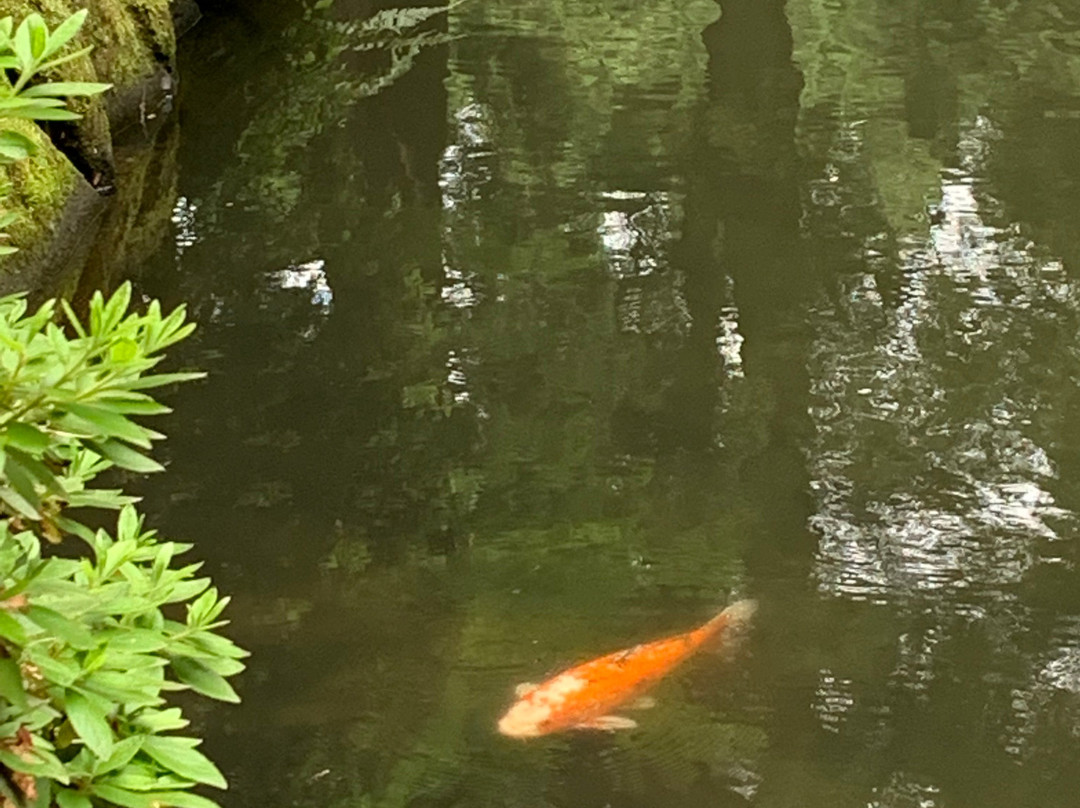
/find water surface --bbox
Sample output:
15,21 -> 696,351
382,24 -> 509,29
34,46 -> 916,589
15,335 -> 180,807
129,0 -> 1080,805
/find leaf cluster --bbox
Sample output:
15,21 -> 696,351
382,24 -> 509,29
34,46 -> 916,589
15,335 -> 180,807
0,283 -> 201,531
0,285 -> 245,808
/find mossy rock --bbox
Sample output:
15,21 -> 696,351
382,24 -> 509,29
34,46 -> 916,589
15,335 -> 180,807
0,0 -> 176,151
0,119 -> 103,295
0,1 -> 179,292
0,0 -> 175,87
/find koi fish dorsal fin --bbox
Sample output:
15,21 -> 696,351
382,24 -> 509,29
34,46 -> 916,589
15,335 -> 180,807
514,682 -> 540,697
573,715 -> 638,731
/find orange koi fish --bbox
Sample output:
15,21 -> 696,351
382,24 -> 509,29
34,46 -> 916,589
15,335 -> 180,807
497,599 -> 756,738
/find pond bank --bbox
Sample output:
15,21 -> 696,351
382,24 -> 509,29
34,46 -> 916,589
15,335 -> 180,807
0,0 -> 194,296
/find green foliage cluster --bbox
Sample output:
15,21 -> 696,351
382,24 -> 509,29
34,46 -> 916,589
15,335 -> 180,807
0,9 -> 109,254
0,284 -> 245,808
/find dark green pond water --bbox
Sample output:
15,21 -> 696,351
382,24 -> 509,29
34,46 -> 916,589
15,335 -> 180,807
127,0 -> 1080,805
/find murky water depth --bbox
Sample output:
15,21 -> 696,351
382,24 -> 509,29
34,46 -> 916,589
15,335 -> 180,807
127,0 -> 1080,805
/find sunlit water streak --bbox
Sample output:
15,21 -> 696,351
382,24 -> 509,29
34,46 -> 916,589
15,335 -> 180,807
809,115 -> 1079,606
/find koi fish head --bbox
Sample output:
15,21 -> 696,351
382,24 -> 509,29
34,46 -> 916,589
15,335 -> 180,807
497,674 -> 589,738
497,697 -> 553,738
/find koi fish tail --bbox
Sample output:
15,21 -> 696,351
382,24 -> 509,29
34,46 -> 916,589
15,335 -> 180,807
695,598 -> 758,649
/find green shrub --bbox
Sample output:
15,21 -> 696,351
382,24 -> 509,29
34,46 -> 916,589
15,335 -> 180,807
0,284 -> 244,808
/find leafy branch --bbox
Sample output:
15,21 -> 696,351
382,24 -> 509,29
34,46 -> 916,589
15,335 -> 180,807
0,284 -> 245,808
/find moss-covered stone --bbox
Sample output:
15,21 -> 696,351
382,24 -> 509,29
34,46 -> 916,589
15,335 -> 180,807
0,118 -> 102,295
0,0 -> 180,292
0,0 -> 175,86
1,119 -> 77,245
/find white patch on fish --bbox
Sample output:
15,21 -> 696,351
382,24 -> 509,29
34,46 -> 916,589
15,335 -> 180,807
498,675 -> 588,737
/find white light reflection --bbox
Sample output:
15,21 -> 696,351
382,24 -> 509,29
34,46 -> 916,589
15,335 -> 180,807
171,196 -> 198,255
809,115 -> 1078,610
716,278 -> 745,377
270,259 -> 333,311
598,190 -> 675,279
867,772 -> 941,808
1001,619 -> 1080,760
438,101 -> 496,311
813,668 -> 855,733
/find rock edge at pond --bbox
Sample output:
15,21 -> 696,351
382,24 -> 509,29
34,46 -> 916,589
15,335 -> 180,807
0,0 -> 192,296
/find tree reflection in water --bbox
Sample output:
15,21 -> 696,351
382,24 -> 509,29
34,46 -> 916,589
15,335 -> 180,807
130,0 -> 1080,805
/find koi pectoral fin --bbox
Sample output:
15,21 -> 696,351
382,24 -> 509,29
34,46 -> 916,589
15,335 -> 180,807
573,715 -> 638,731
514,682 -> 539,697
627,696 -> 656,710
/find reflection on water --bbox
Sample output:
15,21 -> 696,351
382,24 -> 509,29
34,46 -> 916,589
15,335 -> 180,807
123,0 -> 1080,804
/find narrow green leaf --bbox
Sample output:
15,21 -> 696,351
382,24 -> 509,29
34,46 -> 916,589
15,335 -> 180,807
0,560 -> 45,599
53,516 -> 96,543
101,541 -> 135,578
95,735 -> 142,775
104,629 -> 166,654
184,654 -> 244,678
25,650 -> 78,687
152,792 -> 223,808
65,689 -> 114,759
36,43 -> 93,72
65,403 -> 154,448
0,484 -> 40,519
87,440 -> 163,474
26,14 -> 47,60
56,788 -> 93,808
0,744 -> 69,782
5,422 -> 49,453
5,447 -> 62,496
0,130 -> 35,161
91,785 -> 221,808
170,658 -> 239,703
81,670 -> 162,709
60,298 -> 86,337
42,9 -> 87,58
4,454 -> 41,514
0,655 -> 27,709
186,631 -> 249,660
97,766 -> 189,793
0,97 -> 66,110
131,707 -> 188,733
2,106 -> 82,121
104,282 -> 133,333
0,608 -> 27,645
12,16 -> 33,69
21,81 -> 111,97
141,736 -> 226,789
126,372 -> 207,390
26,605 -> 96,650
91,394 -> 171,416
88,784 -> 157,808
